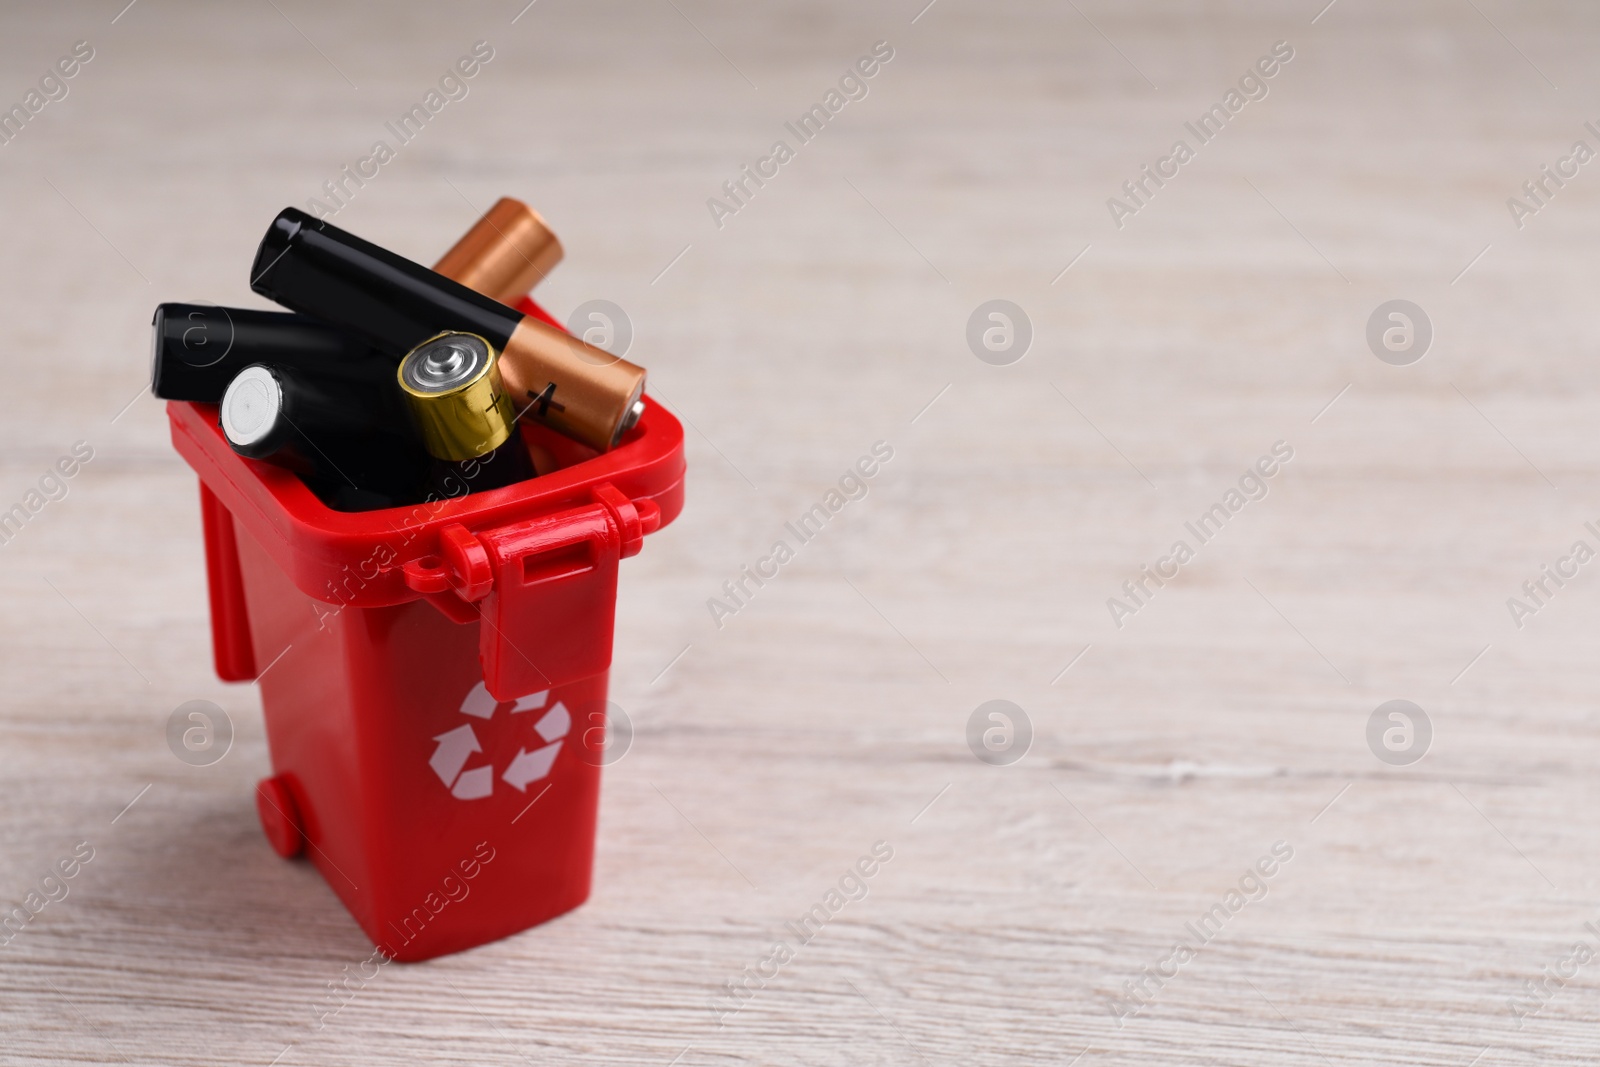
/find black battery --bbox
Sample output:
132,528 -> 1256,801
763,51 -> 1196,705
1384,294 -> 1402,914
219,363 -> 429,511
151,303 -> 390,403
249,209 -> 523,355
422,439 -> 536,502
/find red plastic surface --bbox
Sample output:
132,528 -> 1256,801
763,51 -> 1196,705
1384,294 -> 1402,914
168,298 -> 684,961
255,775 -> 304,858
199,481 -> 256,681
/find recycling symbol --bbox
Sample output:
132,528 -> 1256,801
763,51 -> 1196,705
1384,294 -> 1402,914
429,681 -> 571,800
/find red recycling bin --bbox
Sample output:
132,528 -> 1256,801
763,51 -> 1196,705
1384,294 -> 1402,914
167,297 -> 684,961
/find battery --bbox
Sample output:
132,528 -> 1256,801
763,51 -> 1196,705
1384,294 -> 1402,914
398,332 -> 533,495
154,201 -> 566,404
151,304 -> 381,403
250,207 -> 646,452
221,364 -> 428,510
223,364 -> 392,458
432,197 -> 562,306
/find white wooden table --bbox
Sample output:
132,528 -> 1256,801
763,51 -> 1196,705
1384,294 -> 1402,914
2,1 -> 1598,1063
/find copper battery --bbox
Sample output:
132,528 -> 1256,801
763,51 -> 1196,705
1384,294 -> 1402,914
499,316 -> 646,449
440,211 -> 642,448
433,198 -> 563,306
433,200 -> 636,446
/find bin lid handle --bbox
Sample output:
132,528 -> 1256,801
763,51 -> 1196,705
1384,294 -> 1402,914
401,483 -> 660,610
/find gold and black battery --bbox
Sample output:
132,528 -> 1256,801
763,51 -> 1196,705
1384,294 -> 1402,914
398,332 -> 535,496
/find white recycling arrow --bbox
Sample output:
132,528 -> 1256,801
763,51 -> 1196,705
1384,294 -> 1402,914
430,723 -> 481,787
452,765 -> 494,800
503,742 -> 563,791
535,702 -> 570,743
511,691 -> 549,713
460,681 -> 499,720
503,705 -> 572,791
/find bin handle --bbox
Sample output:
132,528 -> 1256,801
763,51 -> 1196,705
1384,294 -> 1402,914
400,483 -> 659,612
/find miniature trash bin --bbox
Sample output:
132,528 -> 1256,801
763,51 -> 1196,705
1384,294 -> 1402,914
167,297 -> 685,962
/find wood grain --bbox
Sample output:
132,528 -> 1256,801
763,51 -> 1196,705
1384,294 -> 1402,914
2,1 -> 1599,1063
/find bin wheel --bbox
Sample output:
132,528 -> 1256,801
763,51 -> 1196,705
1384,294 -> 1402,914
256,776 -> 305,858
